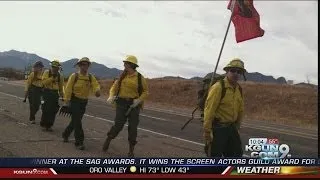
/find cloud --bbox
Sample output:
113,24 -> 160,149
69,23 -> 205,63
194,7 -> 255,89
0,1 -> 317,84
92,5 -> 126,18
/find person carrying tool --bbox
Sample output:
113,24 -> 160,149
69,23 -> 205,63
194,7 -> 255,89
102,55 -> 149,157
61,57 -> 101,150
24,61 -> 44,124
40,60 -> 64,131
203,58 -> 245,157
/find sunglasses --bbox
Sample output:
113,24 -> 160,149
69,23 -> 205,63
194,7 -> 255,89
79,63 -> 89,66
229,69 -> 243,74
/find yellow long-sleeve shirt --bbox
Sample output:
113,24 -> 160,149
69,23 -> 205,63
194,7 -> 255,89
64,72 -> 100,102
109,71 -> 149,103
41,69 -> 64,95
24,71 -> 43,91
203,77 -> 244,132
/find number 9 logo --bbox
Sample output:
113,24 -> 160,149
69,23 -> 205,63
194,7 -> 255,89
279,144 -> 290,158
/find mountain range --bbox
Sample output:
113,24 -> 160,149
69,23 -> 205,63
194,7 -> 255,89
0,49 -> 289,84
194,72 -> 287,84
0,50 -> 121,79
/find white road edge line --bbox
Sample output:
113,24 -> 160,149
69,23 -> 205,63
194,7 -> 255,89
241,122 -> 318,139
97,102 -> 317,138
0,91 -> 207,147
1,81 -> 194,117
81,97 -> 319,138
140,114 -> 171,122
1,81 -> 317,133
140,113 -> 317,139
0,91 -> 250,157
0,90 -> 317,139
0,89 -> 317,140
82,115 -> 253,158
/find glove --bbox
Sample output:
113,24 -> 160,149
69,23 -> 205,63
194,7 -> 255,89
125,99 -> 142,116
131,99 -> 142,108
106,96 -> 116,104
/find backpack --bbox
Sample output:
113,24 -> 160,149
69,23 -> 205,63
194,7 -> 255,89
197,75 -> 242,111
182,74 -> 243,131
137,72 -> 143,96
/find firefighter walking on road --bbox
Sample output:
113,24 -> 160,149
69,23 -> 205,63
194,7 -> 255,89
203,58 -> 245,157
102,55 -> 149,157
24,61 -> 44,124
61,57 -> 101,150
40,60 -> 64,131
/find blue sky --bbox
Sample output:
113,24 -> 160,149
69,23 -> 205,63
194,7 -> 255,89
0,1 -> 318,84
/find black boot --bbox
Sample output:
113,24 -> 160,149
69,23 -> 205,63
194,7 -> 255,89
102,137 -> 112,152
62,133 -> 69,143
128,143 -> 135,157
76,144 -> 85,150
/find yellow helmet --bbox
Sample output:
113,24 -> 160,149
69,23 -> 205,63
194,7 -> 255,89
77,57 -> 91,65
223,58 -> 246,72
123,55 -> 139,67
50,60 -> 61,67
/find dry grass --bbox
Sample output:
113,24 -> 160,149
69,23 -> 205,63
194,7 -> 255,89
99,78 -> 318,126
239,81 -> 318,126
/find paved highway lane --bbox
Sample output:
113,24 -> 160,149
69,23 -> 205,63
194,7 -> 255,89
0,81 -> 318,157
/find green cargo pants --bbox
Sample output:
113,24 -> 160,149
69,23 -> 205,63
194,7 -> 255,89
62,96 -> 88,146
107,97 -> 140,146
209,120 -> 243,157
40,89 -> 60,128
27,85 -> 42,122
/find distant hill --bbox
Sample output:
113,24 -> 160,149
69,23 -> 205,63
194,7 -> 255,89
0,50 -> 50,69
294,82 -> 318,89
0,49 -> 311,85
198,72 -> 287,84
190,76 -> 202,81
159,76 -> 187,80
0,50 -> 121,78
244,72 -> 287,84
61,58 -> 121,78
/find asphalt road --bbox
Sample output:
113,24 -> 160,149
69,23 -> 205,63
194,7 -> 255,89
0,80 -> 318,158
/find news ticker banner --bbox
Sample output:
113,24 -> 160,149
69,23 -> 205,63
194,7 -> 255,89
0,158 -> 318,178
0,157 -> 319,167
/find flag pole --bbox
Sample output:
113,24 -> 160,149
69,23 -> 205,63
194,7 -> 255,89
210,0 -> 236,85
206,0 -> 236,157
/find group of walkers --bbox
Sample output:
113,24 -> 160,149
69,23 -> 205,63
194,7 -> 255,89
24,55 -> 148,157
24,55 -> 246,158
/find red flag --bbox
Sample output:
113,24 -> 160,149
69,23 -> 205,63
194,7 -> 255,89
227,0 -> 265,43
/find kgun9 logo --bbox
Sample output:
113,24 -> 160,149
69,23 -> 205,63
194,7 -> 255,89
245,138 -> 291,158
